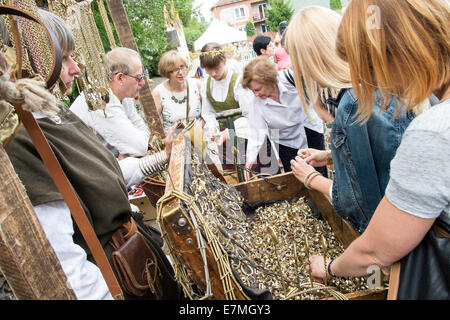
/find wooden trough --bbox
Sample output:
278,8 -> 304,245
157,130 -> 387,300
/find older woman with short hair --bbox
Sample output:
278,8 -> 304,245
242,56 -> 324,179
152,50 -> 202,132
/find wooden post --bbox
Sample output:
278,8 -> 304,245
105,0 -> 165,137
0,145 -> 76,300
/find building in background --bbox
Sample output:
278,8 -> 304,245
211,0 -> 272,36
291,0 -> 350,13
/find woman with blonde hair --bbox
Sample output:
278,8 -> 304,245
286,6 -> 415,233
152,50 -> 203,132
306,0 -> 449,299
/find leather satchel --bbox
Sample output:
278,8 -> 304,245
109,218 -> 163,298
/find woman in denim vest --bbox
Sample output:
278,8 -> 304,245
306,0 -> 449,299
285,6 -> 415,233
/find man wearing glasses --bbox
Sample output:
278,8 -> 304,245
70,47 -> 150,159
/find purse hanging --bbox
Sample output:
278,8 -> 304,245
109,218 -> 163,298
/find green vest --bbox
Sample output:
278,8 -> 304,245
206,72 -> 241,128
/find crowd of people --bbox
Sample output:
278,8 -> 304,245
1,0 -> 448,300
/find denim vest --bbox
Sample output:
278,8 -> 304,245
331,89 -> 415,233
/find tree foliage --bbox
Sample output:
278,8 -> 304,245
90,0 -> 199,76
123,0 -> 173,76
172,0 -> 199,26
264,0 -> 294,32
330,0 -> 343,11
91,0 -> 120,53
184,18 -> 209,52
245,21 -> 255,36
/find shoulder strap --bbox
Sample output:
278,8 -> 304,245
284,69 -> 296,88
13,102 -> 124,300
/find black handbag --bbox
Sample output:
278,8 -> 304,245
397,215 -> 450,300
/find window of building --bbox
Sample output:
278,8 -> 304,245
258,3 -> 267,19
235,6 -> 246,19
261,23 -> 269,33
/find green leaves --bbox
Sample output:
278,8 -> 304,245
330,0 -> 343,11
123,0 -> 173,75
245,21 -> 255,36
184,18 -> 209,52
264,0 -> 294,32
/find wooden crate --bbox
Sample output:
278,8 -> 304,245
157,134 -> 387,300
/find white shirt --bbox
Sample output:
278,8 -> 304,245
226,58 -> 242,75
31,112 -> 146,300
246,72 -> 323,165
156,78 -> 202,132
200,69 -> 254,138
70,90 -> 150,157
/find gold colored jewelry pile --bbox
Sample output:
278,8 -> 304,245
246,200 -> 368,300
161,148 -> 368,300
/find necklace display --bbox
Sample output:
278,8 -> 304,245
169,81 -> 187,104
168,80 -> 190,122
171,95 -> 187,104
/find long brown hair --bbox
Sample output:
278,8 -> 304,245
337,0 -> 450,121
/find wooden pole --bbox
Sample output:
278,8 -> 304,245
0,145 -> 76,300
105,0 -> 165,137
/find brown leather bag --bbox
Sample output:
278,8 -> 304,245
109,218 -> 163,298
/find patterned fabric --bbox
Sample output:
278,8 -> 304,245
157,78 -> 202,132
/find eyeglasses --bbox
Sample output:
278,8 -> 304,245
125,73 -> 146,82
120,73 -> 146,82
169,65 -> 187,74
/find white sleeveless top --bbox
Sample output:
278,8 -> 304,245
157,78 -> 202,132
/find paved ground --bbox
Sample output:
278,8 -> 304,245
150,76 -> 166,90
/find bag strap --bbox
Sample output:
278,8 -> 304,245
283,69 -> 296,88
13,102 -> 124,300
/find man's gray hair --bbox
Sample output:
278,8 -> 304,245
105,47 -> 141,82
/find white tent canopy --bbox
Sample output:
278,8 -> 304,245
194,19 -> 247,51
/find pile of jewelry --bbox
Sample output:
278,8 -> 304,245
177,149 -> 368,300
246,199 -> 368,300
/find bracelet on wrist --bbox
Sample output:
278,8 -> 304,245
304,171 -> 321,190
327,258 -> 337,277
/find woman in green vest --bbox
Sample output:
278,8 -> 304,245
199,42 -> 254,170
